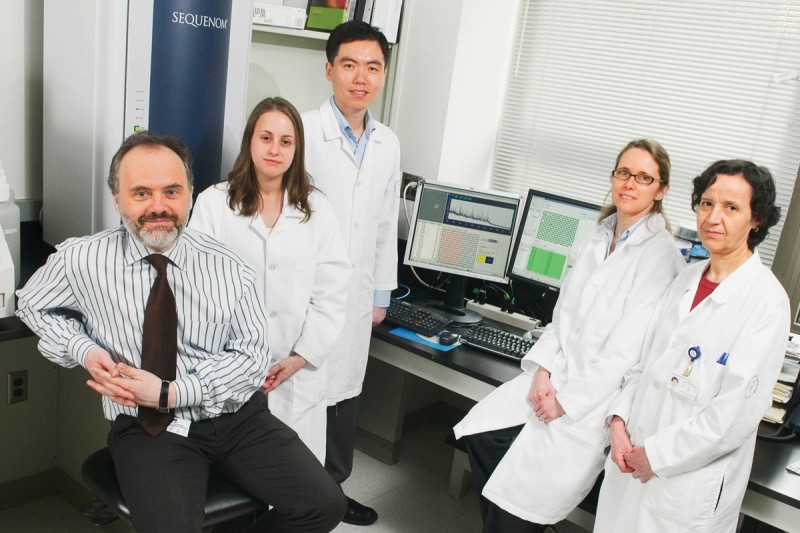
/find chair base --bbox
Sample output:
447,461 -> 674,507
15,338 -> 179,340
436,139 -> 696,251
80,447 -> 266,528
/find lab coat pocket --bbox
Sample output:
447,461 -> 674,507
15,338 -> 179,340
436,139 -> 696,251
641,467 -> 723,530
548,413 -> 608,450
290,363 -> 327,415
185,321 -> 231,355
350,264 -> 374,313
695,358 -> 727,405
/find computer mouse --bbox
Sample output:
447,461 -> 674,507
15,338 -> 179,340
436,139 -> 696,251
439,331 -> 459,346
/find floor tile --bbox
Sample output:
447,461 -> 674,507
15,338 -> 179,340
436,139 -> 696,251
0,421 -> 591,533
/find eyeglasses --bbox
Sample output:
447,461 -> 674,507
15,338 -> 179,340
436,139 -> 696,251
611,169 -> 661,186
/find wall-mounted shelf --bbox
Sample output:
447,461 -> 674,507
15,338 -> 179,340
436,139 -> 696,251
251,23 -> 330,41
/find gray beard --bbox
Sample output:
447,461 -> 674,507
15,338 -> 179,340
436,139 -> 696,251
120,212 -> 186,251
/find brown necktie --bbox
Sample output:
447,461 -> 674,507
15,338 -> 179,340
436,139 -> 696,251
138,253 -> 177,436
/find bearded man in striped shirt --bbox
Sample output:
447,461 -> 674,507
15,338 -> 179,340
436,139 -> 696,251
17,131 -> 346,533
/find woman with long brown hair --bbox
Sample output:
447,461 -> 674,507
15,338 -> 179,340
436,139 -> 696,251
191,97 -> 351,462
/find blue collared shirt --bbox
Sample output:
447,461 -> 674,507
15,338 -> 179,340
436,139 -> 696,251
330,96 -> 376,168
328,98 -> 389,308
601,212 -> 650,258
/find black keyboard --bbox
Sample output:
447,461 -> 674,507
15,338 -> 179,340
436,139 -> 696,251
386,299 -> 452,337
460,324 -> 535,361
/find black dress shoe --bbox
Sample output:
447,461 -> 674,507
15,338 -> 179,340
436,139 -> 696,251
342,496 -> 378,526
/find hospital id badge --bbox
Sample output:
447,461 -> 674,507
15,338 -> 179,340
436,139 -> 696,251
166,418 -> 191,437
669,372 -> 698,401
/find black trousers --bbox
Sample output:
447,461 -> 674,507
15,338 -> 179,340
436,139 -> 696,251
324,394 -> 361,485
463,425 -> 547,533
108,392 -> 346,533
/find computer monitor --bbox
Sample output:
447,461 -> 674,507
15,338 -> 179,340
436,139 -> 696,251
508,189 -> 602,293
404,180 -> 524,325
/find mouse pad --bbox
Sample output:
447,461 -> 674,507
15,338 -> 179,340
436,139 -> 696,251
388,327 -> 459,351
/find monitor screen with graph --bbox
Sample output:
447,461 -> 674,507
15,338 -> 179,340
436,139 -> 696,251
509,189 -> 602,291
404,181 -> 524,284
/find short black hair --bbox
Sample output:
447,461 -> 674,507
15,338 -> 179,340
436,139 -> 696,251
326,20 -> 390,65
691,159 -> 780,250
107,131 -> 193,195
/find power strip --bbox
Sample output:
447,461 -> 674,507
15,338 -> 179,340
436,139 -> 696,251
465,301 -> 541,331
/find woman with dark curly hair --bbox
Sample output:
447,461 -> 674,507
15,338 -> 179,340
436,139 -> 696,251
596,160 -> 790,532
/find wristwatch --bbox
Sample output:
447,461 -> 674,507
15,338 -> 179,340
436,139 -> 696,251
157,380 -> 171,413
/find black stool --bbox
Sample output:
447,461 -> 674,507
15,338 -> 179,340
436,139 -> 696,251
80,447 -> 266,527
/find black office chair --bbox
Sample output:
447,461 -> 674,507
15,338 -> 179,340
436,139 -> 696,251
80,447 -> 266,528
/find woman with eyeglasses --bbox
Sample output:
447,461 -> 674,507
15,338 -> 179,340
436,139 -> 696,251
594,160 -> 789,532
454,139 -> 686,532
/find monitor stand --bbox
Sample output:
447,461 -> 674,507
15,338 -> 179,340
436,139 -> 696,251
421,274 -> 483,326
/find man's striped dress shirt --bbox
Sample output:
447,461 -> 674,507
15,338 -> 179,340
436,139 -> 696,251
16,226 -> 271,422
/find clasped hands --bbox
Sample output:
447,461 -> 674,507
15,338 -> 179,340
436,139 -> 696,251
609,415 -> 655,483
528,367 -> 565,424
84,347 -> 166,409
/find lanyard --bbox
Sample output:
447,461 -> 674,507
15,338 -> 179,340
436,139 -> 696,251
684,346 -> 702,377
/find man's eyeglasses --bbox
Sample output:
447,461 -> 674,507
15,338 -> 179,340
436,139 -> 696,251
611,169 -> 661,186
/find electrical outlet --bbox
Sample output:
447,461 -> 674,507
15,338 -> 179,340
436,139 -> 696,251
7,370 -> 27,404
400,172 -> 422,201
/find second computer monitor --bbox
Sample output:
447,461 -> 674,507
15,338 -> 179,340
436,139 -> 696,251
509,189 -> 602,291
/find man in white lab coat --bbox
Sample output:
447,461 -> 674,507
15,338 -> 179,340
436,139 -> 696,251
302,21 -> 401,526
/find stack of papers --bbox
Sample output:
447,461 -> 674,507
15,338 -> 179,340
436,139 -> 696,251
763,339 -> 799,425
764,405 -> 787,424
780,358 -> 800,384
253,2 -> 307,29
773,381 -> 794,404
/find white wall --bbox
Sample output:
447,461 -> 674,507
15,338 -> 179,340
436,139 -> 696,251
247,31 -> 332,118
390,0 -> 519,188
0,0 -> 43,201
2,0 -> 519,204
437,0 -> 519,189
0,337 -> 58,485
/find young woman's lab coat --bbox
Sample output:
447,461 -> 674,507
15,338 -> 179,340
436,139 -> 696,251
189,184 -> 351,461
454,213 -> 685,524
302,101 -> 401,404
594,253 -> 789,532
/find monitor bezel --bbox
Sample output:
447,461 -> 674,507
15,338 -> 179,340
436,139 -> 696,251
403,179 -> 525,284
507,188 -> 602,292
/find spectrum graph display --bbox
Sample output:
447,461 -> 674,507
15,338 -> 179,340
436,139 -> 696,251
405,181 -> 523,283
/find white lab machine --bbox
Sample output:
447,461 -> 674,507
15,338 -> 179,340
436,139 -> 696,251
42,0 -> 253,245
0,221 -> 14,318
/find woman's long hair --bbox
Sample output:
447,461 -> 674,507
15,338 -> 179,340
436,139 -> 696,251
227,97 -> 312,221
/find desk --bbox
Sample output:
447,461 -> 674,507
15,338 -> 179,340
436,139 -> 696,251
366,324 -> 800,531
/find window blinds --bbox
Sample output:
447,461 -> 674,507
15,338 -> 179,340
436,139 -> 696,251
491,0 -> 800,265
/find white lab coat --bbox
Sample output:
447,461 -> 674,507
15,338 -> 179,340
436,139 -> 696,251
189,183 -> 352,461
454,213 -> 685,524
302,100 -> 401,404
594,252 -> 790,533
